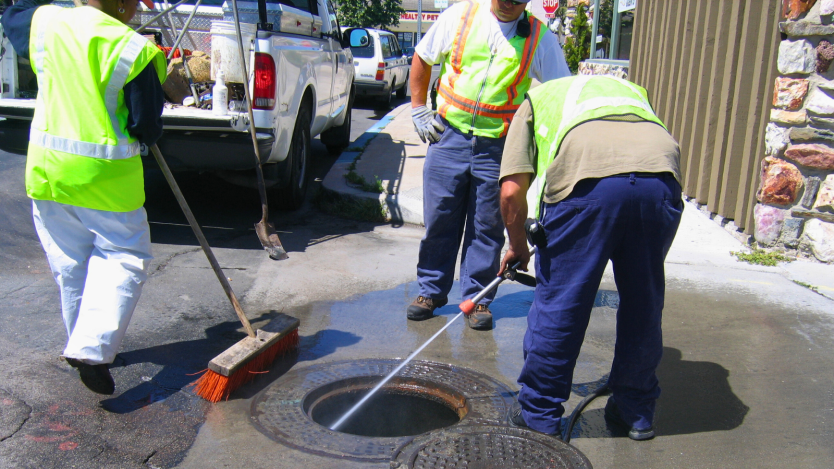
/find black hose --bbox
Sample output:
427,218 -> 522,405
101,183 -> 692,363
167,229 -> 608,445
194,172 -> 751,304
561,383 -> 610,443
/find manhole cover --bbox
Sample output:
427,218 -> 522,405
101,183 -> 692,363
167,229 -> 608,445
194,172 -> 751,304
251,359 -> 515,463
390,425 -> 593,469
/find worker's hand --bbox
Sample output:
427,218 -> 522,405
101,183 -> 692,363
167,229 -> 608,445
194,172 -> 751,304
411,105 -> 446,144
500,245 -> 531,276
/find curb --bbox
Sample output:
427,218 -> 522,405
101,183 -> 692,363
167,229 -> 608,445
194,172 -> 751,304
321,103 -> 423,226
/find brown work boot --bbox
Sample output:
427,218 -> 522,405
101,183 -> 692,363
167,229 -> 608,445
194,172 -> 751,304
467,304 -> 493,330
407,296 -> 448,321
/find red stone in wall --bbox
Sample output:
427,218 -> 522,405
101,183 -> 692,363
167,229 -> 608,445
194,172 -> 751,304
784,144 -> 834,170
783,0 -> 817,20
772,77 -> 809,111
757,157 -> 805,205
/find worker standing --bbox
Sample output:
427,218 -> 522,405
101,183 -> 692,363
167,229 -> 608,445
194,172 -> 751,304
407,0 -> 569,330
1,0 -> 166,394
499,75 -> 682,439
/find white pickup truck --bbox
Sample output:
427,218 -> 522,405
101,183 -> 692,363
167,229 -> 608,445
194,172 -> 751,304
0,0 -> 365,210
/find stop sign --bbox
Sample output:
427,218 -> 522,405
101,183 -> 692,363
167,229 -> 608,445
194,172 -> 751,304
542,0 -> 559,15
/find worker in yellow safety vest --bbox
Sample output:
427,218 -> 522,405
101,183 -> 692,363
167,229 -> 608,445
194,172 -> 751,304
406,0 -> 570,330
1,0 -> 165,395
499,75 -> 682,439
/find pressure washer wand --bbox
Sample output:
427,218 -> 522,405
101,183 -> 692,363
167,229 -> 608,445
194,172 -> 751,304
329,247 -> 537,432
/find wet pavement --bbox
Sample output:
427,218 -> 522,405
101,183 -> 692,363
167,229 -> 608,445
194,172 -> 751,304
173,244 -> 834,468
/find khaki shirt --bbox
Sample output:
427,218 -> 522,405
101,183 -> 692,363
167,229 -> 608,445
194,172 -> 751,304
500,99 -> 682,204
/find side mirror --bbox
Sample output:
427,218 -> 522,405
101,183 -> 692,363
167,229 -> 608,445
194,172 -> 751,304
342,28 -> 370,49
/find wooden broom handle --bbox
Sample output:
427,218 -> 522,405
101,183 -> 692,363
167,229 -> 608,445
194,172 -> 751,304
150,144 -> 257,337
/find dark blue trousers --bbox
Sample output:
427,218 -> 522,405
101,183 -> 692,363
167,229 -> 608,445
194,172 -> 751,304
518,173 -> 682,435
417,118 -> 505,303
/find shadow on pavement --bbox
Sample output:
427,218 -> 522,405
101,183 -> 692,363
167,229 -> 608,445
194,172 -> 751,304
578,346 -> 749,438
101,309 -> 362,413
143,166 -> 389,255
654,347 -> 749,434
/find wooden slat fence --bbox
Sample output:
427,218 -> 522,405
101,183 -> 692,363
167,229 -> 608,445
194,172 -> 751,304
629,0 -> 782,232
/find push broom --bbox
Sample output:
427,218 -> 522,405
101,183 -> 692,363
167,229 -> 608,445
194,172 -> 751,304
149,144 -> 299,402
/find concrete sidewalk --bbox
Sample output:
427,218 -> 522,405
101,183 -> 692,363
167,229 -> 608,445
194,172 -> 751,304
322,103 -> 834,300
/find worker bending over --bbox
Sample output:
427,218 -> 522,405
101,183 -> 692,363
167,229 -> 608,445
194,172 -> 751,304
407,0 -> 570,330
500,76 -> 682,439
1,0 -> 165,394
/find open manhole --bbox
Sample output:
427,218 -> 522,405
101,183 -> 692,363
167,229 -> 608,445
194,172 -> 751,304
251,359 -> 515,462
390,425 -> 593,469
304,376 -> 466,437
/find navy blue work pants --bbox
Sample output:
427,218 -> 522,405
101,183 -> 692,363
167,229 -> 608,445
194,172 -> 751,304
417,118 -> 505,304
518,173 -> 682,435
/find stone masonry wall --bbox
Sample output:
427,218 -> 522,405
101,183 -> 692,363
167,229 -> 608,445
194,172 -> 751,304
758,0 -> 834,262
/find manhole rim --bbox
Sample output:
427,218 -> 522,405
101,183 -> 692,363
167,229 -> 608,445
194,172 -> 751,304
250,358 -> 517,462
302,374 -> 471,425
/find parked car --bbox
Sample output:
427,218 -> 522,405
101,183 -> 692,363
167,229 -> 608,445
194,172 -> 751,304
404,46 -> 415,64
0,0 -> 367,210
349,29 -> 409,108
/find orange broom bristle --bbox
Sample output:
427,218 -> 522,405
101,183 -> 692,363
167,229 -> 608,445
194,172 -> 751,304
190,328 -> 299,403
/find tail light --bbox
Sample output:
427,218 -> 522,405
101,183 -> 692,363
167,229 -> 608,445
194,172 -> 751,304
375,62 -> 385,81
254,52 -> 276,110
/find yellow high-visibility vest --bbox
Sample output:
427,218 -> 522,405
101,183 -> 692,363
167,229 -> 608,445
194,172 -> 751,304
527,76 -> 666,217
437,2 -> 545,139
27,5 -> 166,212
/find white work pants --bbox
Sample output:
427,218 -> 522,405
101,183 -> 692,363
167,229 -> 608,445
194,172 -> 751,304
32,199 -> 152,365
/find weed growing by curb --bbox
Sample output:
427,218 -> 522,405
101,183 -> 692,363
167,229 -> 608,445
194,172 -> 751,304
730,247 -> 790,266
343,138 -> 384,194
792,280 -> 820,294
313,188 -> 386,222
345,171 -> 384,194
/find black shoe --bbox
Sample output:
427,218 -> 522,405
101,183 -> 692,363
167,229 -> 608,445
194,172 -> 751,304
508,401 -> 561,438
604,398 -> 655,441
466,303 -> 493,330
66,358 -> 115,395
407,296 -> 447,321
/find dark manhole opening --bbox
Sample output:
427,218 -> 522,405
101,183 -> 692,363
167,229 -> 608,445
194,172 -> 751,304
303,376 -> 466,437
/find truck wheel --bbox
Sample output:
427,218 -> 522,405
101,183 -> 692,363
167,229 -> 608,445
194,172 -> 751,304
396,74 -> 408,99
321,88 -> 354,155
273,106 -> 311,210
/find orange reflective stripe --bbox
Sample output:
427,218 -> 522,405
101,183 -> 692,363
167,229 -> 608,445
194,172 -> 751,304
506,17 -> 542,103
438,83 -> 520,118
439,101 -> 451,117
438,83 -> 520,113
448,2 -> 478,89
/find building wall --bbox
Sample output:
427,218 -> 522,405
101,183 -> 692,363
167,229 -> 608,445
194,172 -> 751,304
630,0 -> 834,262
757,0 -> 834,262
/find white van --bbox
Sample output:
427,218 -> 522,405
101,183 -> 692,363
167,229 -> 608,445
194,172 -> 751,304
350,29 -> 409,108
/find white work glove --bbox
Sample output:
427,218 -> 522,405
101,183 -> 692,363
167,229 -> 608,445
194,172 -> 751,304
411,105 -> 446,144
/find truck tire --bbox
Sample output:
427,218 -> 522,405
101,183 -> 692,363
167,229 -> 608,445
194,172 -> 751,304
321,87 -> 354,155
396,73 -> 409,99
273,105 -> 311,210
